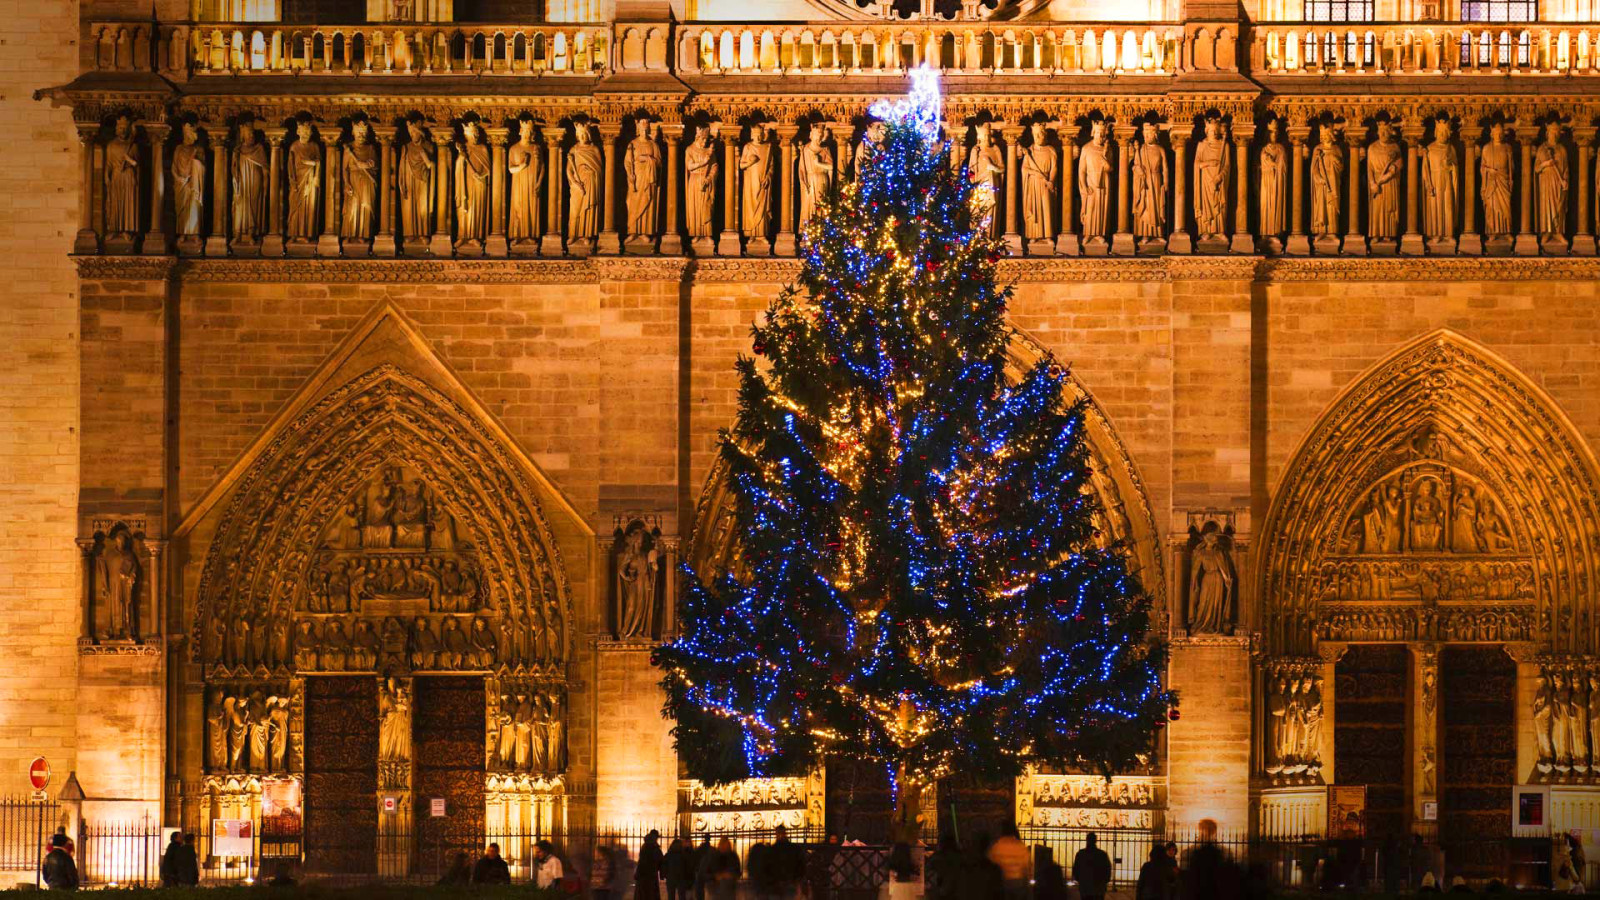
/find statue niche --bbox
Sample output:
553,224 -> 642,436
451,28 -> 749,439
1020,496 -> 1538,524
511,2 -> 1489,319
205,684 -> 293,775
88,522 -> 144,643
1183,519 -> 1236,636
613,517 -> 664,641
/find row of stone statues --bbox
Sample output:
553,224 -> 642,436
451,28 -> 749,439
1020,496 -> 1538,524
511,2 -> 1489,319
1342,478 -> 1514,556
1263,670 -> 1323,781
1317,605 -> 1532,643
212,610 -> 562,673
205,687 -> 291,774
1534,665 -> 1600,777
492,690 -> 566,775
310,554 -> 483,614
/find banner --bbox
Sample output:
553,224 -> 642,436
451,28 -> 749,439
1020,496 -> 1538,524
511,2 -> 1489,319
212,818 -> 254,858
1327,785 -> 1367,840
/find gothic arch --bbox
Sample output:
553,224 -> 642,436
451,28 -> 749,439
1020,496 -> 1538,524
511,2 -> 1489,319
687,328 -> 1165,611
1258,330 -> 1600,656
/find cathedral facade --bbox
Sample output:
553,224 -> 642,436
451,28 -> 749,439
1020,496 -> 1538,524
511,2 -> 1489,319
11,0 -> 1600,878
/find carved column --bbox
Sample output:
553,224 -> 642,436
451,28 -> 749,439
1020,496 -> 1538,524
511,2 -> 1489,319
1112,124 -> 1135,256
598,124 -> 623,255
486,128 -> 509,257
1410,643 -> 1440,839
431,131 -> 454,258
1169,131 -> 1192,254
77,539 -> 97,642
373,131 -> 397,258
318,131 -> 342,257
262,129 -> 286,257
774,125 -> 798,256
1515,130 -> 1538,255
540,133 -> 564,257
1317,642 -> 1349,786
1055,137 -> 1079,256
74,127 -> 101,254
1460,139 -> 1482,256
1577,135 -> 1597,256
142,123 -> 170,256
1401,123 -> 1425,255
376,675 -> 415,878
1286,126 -> 1310,256
1230,124 -> 1254,253
717,130 -> 741,257
1342,132 -> 1367,256
661,124 -> 684,256
1004,125 -> 1024,254
207,130 -> 231,256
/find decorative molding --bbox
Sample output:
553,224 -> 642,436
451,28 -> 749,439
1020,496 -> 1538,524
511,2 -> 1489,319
591,256 -> 690,282
1169,633 -> 1252,648
688,258 -> 804,283
1260,256 -> 1600,282
78,638 -> 162,657
74,255 -> 176,281
177,258 -> 598,284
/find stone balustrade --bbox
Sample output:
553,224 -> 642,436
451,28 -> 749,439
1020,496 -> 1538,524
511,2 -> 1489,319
1251,20 -> 1600,75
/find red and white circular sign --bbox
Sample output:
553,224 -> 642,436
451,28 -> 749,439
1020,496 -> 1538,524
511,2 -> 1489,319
27,758 -> 49,791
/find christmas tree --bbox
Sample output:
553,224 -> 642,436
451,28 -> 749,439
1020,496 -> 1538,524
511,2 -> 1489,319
657,69 -> 1173,834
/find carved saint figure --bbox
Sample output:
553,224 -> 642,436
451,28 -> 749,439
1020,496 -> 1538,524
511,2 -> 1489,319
441,616 -> 470,668
1299,676 -> 1323,773
1422,118 -> 1458,241
616,522 -> 660,640
342,118 -> 378,241
294,620 -> 320,670
528,695 -> 549,774
1479,501 -> 1514,553
1481,122 -> 1515,237
95,529 -> 140,640
1186,527 -> 1233,634
1193,116 -> 1230,238
321,619 -> 350,670
1079,120 -> 1112,241
105,115 -> 141,238
400,117 -> 436,241
226,694 -> 250,771
1572,674 -> 1591,773
394,482 -> 430,549
513,692 -> 535,770
233,123 -> 268,242
1310,123 -> 1344,238
545,693 -> 565,773
378,677 -> 412,763
507,117 -> 544,244
410,616 -> 439,669
1381,484 -> 1405,553
172,120 -> 206,239
1258,118 -> 1288,239
741,125 -> 774,240
1451,485 -> 1481,553
206,688 -> 228,770
1535,120 -> 1569,239
1022,121 -> 1059,241
286,118 -> 321,240
1360,487 -> 1386,554
566,123 -> 603,244
625,118 -> 662,240
497,693 -> 518,768
1367,120 -> 1403,239
352,619 -> 379,669
269,615 -> 291,668
1535,670 -> 1556,772
1554,670 -> 1574,770
1131,121 -> 1166,241
1589,674 -> 1600,770
247,692 -> 272,771
798,124 -> 835,229
268,695 -> 290,772
470,617 -> 497,668
685,124 -> 718,241
968,123 -> 1005,238
454,121 -> 491,245
1266,675 -> 1293,774
1410,480 -> 1444,552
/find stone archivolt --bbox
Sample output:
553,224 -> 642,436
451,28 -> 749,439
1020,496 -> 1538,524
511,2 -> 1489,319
1259,331 -> 1600,657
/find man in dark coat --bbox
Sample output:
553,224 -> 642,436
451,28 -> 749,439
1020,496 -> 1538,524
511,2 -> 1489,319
1072,832 -> 1113,900
472,842 -> 512,884
42,833 -> 78,891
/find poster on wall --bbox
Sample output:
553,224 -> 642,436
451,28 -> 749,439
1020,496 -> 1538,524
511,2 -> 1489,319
212,819 -> 254,858
1327,785 -> 1367,840
261,779 -> 303,837
1512,785 -> 1550,837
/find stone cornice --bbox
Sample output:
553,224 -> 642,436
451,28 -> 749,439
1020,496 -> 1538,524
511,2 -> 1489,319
1259,256 -> 1600,281
74,254 -> 177,281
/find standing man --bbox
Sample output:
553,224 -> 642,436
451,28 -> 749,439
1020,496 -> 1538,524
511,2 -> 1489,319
42,833 -> 78,891
533,839 -> 564,889
1072,833 -> 1113,900
472,842 -> 511,884
988,822 -> 1030,900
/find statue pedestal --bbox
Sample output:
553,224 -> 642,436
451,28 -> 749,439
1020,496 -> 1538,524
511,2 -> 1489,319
141,231 -> 169,256
1166,634 -> 1251,834
485,234 -> 509,257
598,232 -> 624,255
1026,238 -> 1053,257
1139,237 -> 1168,256
286,238 -> 317,258
594,642 -> 678,827
746,236 -> 772,257
429,233 -> 454,258
773,232 -> 796,256
1111,232 -> 1136,256
1167,232 -> 1193,255
1340,233 -> 1368,256
1005,232 -> 1024,256
716,233 -> 741,256
1368,237 -> 1398,257
1541,235 -> 1571,256
625,236 -> 657,256
205,235 -> 231,257
1426,237 -> 1457,256
1312,234 -> 1341,256
1457,232 -> 1484,256
1082,235 -> 1109,257
176,235 -> 204,258
261,234 -> 286,257
1573,234 -> 1597,256
75,229 -> 102,255
1196,234 -> 1229,255
1284,234 -> 1310,256
1229,232 -> 1254,254
1054,233 -> 1081,256
1400,231 -> 1425,256
1513,233 -> 1539,256
659,233 -> 683,256
539,234 -> 565,257
372,234 -> 397,258
317,234 -> 343,257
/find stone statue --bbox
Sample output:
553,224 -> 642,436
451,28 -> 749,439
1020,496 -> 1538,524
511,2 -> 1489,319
507,117 -> 544,245
528,695 -> 549,774
454,121 -> 491,246
1266,675 -> 1292,774
1079,120 -> 1112,243
247,693 -> 270,770
740,125 -> 774,241
228,615 -> 252,668
1310,123 -> 1344,238
268,694 -> 290,772
1589,674 -> 1600,770
1535,669 -> 1555,772
1367,120 -> 1403,240
968,123 -> 1005,238
105,114 -> 140,238
410,616 -> 439,669
286,118 -> 321,241
1451,485 -> 1481,552
321,619 -> 350,670
616,521 -> 660,640
206,688 -> 228,770
1130,120 -> 1166,243
545,693 -> 565,773
566,123 -> 602,245
1481,122 -> 1515,237
470,617 -> 496,667
233,123 -> 268,243
269,615 -> 291,668
497,612 -> 517,668
1535,120 -> 1569,239
1258,118 -> 1288,240
95,529 -> 140,640
1422,118 -> 1458,241
172,120 -> 206,240
1381,484 -> 1405,553
226,693 -> 249,771
1410,480 -> 1444,551
513,692 -> 535,771
400,117 -> 435,242
352,618 -> 379,669
441,615 -> 470,668
342,118 -> 378,241
379,616 -> 408,670
1186,525 -> 1234,634
496,693 -> 517,768
798,124 -> 835,229
624,118 -> 662,241
1022,121 -> 1059,242
685,124 -> 718,243
1479,501 -> 1514,552
1299,676 -> 1323,774
1572,674 -> 1591,773
378,677 -> 411,763
1193,116 -> 1230,239
1555,670 -> 1574,770
294,620 -> 320,670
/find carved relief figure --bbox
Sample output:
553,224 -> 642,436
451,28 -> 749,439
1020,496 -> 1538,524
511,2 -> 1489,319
440,615 -> 470,668
247,691 -> 271,768
1589,674 -> 1600,770
294,620 -> 320,670
513,692 -> 534,770
286,117 -> 321,240
1535,670 -> 1555,773
233,122 -> 268,242
1572,674 -> 1591,774
1310,123 -> 1344,237
1479,501 -> 1514,552
741,125 -> 774,240
342,118 -> 378,241
545,693 -> 565,772
268,694 -> 290,772
1410,480 -> 1444,552
625,118 -> 662,240
1079,120 -> 1112,241
1381,485 -> 1405,553
685,124 -> 718,242
378,677 -> 412,762
206,688 -> 228,770
1554,670 -> 1574,770
410,616 -> 439,669
1481,122 -> 1515,237
321,619 -> 350,670
352,619 -> 378,669
1022,121 -> 1059,241
400,117 -> 436,241
226,693 -> 249,771
105,114 -> 141,237
1258,118 -> 1288,239
1186,525 -> 1234,634
1451,485 -> 1481,553
1193,116 -> 1230,238
172,120 -> 206,239
95,529 -> 141,640
497,693 -> 518,768
968,122 -> 1005,238
1367,120 -> 1403,239
1360,487 -> 1386,553
507,117 -> 544,244
1131,121 -> 1166,242
1422,118 -> 1458,241
470,617 -> 496,667
380,616 -> 409,670
798,124 -> 835,229
616,521 -> 661,640
1535,121 -> 1569,239
455,121 -> 491,245
566,123 -> 603,245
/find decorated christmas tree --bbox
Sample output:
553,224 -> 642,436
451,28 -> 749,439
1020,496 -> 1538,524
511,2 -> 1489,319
657,69 -> 1173,835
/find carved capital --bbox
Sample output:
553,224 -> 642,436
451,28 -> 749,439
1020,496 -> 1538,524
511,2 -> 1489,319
1316,642 -> 1349,663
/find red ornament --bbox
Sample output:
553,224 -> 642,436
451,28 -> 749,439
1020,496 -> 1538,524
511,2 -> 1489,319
1168,708 -> 1181,721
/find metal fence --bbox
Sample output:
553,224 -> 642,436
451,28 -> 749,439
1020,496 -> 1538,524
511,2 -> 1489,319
0,797 -> 60,888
